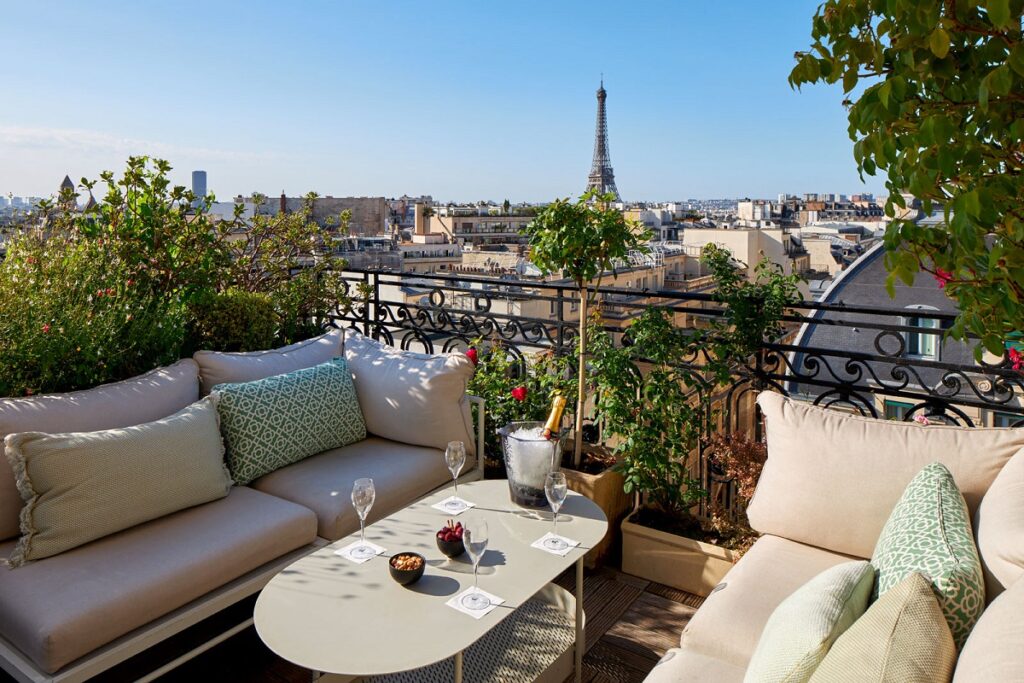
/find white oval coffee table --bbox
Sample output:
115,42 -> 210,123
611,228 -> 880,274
255,479 -> 608,682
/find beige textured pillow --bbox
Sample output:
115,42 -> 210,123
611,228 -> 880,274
4,397 -> 231,567
750,392 -> 1024,559
809,573 -> 955,683
193,327 -> 344,395
344,330 -> 476,455
0,359 -> 201,542
975,446 -> 1024,600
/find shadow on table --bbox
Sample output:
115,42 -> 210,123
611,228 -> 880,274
429,549 -> 506,575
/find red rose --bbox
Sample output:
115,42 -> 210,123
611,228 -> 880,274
1010,347 -> 1023,372
511,386 -> 528,402
41,323 -> 51,333
465,348 -> 478,366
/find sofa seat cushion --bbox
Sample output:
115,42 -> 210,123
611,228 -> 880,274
751,392 -> 1024,560
645,647 -> 746,682
0,359 -> 201,541
954,575 -> 1024,682
251,437 -> 451,540
194,327 -> 344,396
680,535 -> 856,670
0,486 -> 317,674
975,445 -> 1024,599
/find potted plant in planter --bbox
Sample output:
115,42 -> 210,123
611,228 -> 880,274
522,189 -> 650,563
595,245 -> 801,595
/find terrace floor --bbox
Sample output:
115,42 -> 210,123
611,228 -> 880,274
62,567 -> 703,683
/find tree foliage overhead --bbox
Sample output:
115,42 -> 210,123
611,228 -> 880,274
789,0 -> 1024,355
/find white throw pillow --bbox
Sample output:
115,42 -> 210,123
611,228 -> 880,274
744,560 -> 875,683
344,330 -> 476,455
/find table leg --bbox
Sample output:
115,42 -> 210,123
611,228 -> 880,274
454,650 -> 463,683
575,557 -> 584,683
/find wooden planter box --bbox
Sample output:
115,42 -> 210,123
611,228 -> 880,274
621,514 -> 739,597
563,466 -> 630,569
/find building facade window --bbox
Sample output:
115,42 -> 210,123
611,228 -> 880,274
884,399 -> 913,421
992,411 -> 1023,428
904,305 -> 940,360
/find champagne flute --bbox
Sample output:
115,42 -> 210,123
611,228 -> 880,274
350,478 -> 377,560
544,472 -> 569,551
444,441 -> 467,511
461,517 -> 490,611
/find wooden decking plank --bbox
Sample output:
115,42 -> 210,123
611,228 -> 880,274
584,582 -> 644,651
603,591 -> 699,661
646,581 -> 707,608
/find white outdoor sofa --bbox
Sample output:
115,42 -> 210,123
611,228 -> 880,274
0,327 -> 484,683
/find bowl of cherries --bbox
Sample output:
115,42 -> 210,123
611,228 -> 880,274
436,520 -> 465,558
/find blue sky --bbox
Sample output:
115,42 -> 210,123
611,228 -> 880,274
0,1 -> 886,202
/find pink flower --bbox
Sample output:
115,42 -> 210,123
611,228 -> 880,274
913,414 -> 930,426
1010,347 -> 1023,372
41,323 -> 50,334
511,386 -> 528,402
465,348 -> 478,366
933,268 -> 953,289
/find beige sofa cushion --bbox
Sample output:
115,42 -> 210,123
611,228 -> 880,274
193,327 -> 344,396
251,437 -> 453,540
645,647 -> 746,683
954,576 -> 1024,682
680,534 -> 855,669
750,392 -> 1024,559
975,446 -> 1024,599
5,397 -> 231,566
0,486 -> 317,674
0,359 -> 201,542
810,572 -> 955,683
344,330 -> 476,455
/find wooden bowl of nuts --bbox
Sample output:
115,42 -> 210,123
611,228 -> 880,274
388,552 -> 425,586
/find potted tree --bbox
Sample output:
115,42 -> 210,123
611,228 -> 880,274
522,190 -> 650,563
595,245 -> 801,595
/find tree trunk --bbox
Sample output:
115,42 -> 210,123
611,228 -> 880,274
574,287 -> 588,469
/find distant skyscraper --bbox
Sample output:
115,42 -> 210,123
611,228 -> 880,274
585,79 -> 621,202
191,170 -> 208,210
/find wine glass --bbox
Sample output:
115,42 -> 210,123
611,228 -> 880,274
461,517 -> 490,611
350,478 -> 377,560
444,441 -> 467,511
544,472 -> 569,551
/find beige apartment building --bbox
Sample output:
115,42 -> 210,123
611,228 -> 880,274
415,203 -> 532,248
681,227 -> 811,283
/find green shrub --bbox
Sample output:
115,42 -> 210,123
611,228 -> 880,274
187,289 -> 278,353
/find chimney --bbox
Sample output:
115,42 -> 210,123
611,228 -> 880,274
279,191 -> 286,215
414,203 -> 427,235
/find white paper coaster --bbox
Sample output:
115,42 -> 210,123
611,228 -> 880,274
431,496 -> 476,515
531,532 -> 580,557
333,539 -> 387,564
445,587 -> 506,619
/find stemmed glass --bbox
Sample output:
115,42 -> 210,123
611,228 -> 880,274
350,478 -> 377,560
461,517 -> 490,611
444,441 -> 467,511
544,472 -> 569,551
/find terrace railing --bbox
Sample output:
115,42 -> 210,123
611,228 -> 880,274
331,268 -> 1024,434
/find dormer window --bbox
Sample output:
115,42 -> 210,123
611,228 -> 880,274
904,305 -> 940,361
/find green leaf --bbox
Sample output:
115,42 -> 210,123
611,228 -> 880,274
1009,44 -> 1024,77
929,28 -> 950,59
987,0 -> 1011,29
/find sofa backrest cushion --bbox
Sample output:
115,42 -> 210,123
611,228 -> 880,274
193,327 -> 344,396
213,359 -> 366,485
953,575 -> 1024,682
344,330 -> 476,456
4,396 -> 230,566
0,359 -> 201,542
975,446 -> 1024,600
750,392 -> 1024,560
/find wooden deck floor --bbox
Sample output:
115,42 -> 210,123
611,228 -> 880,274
112,567 -> 704,683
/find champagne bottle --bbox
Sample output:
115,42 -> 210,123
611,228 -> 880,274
542,394 -> 567,441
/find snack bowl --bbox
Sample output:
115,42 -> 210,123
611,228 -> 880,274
388,552 -> 426,586
436,535 -> 465,558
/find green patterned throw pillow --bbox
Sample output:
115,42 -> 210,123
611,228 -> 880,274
213,358 -> 366,485
871,462 -> 984,649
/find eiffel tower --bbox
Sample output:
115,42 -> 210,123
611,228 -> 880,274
585,78 -> 621,202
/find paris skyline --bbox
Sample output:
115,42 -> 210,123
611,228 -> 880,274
0,1 -> 886,202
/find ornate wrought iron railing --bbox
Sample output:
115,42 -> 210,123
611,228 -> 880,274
331,268 -> 1024,432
